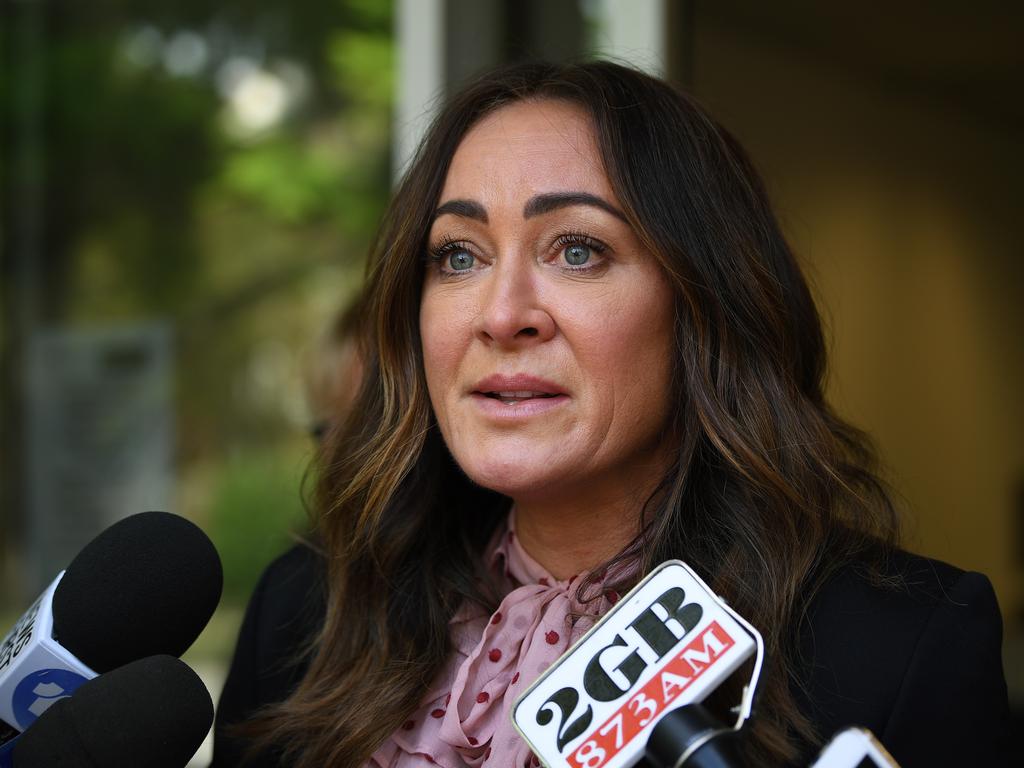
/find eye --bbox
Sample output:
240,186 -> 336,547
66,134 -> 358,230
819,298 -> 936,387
448,250 -> 475,271
563,242 -> 591,266
427,235 -> 477,275
552,231 -> 608,272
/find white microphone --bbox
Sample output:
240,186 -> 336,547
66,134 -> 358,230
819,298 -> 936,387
0,573 -> 96,737
512,560 -> 764,768
810,728 -> 901,768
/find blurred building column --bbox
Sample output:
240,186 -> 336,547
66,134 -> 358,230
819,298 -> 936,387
394,0 -> 445,180
593,0 -> 668,75
393,0 -> 590,182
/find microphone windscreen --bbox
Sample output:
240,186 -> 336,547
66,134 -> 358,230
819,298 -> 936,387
52,511 -> 223,673
12,655 -> 213,768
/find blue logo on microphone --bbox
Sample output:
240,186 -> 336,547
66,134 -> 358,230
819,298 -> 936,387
11,668 -> 89,729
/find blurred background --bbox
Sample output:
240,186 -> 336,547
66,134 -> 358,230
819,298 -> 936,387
1,1 -> 1021,764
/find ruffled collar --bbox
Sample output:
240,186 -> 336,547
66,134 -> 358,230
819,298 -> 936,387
369,511 -> 628,767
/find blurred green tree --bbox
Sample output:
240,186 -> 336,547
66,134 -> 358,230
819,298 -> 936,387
1,0 -> 393,603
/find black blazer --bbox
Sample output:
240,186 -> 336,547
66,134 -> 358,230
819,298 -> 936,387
211,546 -> 1013,767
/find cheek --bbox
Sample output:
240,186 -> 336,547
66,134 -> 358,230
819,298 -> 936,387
584,278 -> 676,429
419,307 -> 445,392
419,295 -> 467,415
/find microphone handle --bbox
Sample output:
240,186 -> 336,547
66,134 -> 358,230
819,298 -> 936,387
645,704 -> 746,768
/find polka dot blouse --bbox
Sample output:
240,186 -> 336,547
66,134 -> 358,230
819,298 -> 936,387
368,511 -> 625,767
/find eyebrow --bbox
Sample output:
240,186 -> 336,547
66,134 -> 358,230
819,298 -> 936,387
433,199 -> 488,223
431,191 -> 627,224
523,192 -> 627,222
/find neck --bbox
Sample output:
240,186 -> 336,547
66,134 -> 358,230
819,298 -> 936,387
512,480 -> 652,581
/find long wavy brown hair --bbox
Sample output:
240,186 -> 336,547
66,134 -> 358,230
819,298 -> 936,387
253,60 -> 899,766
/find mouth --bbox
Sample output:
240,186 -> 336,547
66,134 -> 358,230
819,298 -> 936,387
470,374 -> 567,411
480,390 -> 559,406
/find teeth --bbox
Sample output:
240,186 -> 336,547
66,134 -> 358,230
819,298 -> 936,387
480,390 -> 558,403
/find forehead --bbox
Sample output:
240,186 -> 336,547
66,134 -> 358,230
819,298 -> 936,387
440,99 -> 614,204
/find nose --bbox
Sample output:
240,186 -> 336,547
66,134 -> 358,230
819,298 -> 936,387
473,262 -> 555,347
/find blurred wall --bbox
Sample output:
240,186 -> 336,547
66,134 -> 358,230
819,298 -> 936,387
687,7 -> 1024,614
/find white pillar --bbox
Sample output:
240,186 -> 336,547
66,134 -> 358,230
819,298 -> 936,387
394,0 -> 446,182
593,0 -> 667,76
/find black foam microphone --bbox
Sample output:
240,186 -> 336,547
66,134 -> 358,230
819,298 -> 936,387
0,511 -> 222,746
50,510 -> 223,672
11,655 -> 214,768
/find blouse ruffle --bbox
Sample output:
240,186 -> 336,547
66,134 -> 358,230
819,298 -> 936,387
368,512 -> 624,767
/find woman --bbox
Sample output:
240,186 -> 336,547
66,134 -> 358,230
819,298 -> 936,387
212,61 -> 1010,767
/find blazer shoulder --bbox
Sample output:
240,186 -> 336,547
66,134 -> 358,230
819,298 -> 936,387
797,549 -> 1010,765
880,561 -> 1010,765
211,542 -> 327,767
240,541 -> 326,684
252,541 -> 327,622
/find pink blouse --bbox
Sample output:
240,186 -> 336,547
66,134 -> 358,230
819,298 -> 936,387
368,512 -> 624,768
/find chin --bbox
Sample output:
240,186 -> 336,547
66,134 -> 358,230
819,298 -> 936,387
458,456 -> 567,500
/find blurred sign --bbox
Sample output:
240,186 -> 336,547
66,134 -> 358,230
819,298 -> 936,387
24,325 -> 174,596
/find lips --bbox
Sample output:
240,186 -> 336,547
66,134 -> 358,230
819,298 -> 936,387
471,375 -> 566,407
473,374 -> 564,396
484,390 -> 557,405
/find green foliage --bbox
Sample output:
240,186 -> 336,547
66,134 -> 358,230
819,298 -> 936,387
329,28 -> 394,109
346,0 -> 393,28
4,0 -> 394,326
37,2 -> 392,452
2,1 -> 393,607
205,447 -> 311,605
223,137 -> 347,224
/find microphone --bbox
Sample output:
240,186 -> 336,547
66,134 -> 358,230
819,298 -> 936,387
645,713 -> 902,768
513,560 -> 763,768
808,728 -> 901,768
645,703 -> 745,768
512,560 -> 903,768
8,654 -> 214,768
0,511 -> 222,749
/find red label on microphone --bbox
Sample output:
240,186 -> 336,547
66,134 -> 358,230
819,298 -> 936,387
568,621 -> 735,768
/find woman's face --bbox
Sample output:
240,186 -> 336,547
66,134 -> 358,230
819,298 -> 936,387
420,99 -> 676,507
